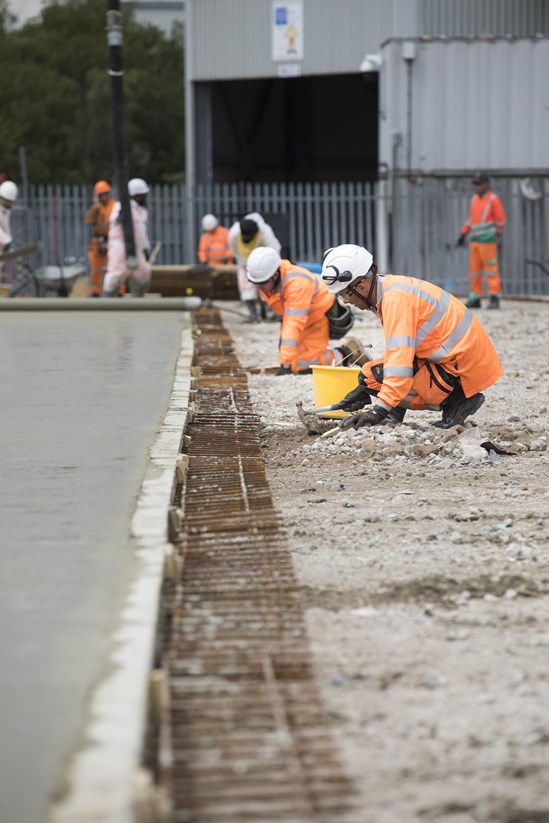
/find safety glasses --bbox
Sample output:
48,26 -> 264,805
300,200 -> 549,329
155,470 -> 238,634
340,277 -> 368,299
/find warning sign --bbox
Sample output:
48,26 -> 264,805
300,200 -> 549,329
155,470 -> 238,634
272,1 -> 303,63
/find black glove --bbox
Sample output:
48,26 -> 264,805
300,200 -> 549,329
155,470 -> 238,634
339,405 -> 388,430
332,384 -> 372,412
143,247 -> 151,261
2,242 -> 11,253
275,364 -> 292,376
456,234 -> 466,247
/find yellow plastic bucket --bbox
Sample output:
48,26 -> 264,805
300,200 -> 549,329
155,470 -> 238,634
311,365 -> 361,418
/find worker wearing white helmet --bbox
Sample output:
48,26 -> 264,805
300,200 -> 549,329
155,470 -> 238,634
0,180 -> 19,286
197,213 -> 233,266
246,247 -> 368,375
103,178 -> 152,297
321,244 -> 503,429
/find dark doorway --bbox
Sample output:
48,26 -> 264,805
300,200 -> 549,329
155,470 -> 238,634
207,72 -> 378,184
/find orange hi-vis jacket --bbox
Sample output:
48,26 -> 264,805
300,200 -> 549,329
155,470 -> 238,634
461,191 -> 506,243
261,260 -> 336,371
198,225 -> 233,265
84,198 -> 115,240
369,274 -> 503,411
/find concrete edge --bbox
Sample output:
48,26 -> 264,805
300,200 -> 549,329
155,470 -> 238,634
0,297 -> 202,311
50,322 -> 194,823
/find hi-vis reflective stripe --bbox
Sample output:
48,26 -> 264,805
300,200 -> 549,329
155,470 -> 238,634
481,194 -> 496,223
384,365 -> 414,378
383,281 -> 473,360
284,271 -> 319,292
386,335 -> 416,348
416,290 -> 451,345
285,307 -> 308,316
429,310 -> 473,363
280,338 -> 298,347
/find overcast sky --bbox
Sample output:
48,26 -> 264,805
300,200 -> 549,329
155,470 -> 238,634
9,0 -> 47,26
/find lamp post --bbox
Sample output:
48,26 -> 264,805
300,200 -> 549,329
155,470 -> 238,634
106,0 -> 136,270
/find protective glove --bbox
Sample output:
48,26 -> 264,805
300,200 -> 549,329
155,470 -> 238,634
456,234 -> 466,247
275,364 -> 293,376
2,242 -> 11,253
143,248 -> 151,261
332,384 -> 371,412
339,405 -> 388,430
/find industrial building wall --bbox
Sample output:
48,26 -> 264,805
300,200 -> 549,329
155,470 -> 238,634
420,0 -> 549,37
379,37 -> 549,175
191,0 -> 395,80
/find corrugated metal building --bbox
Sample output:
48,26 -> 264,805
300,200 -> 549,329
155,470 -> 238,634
184,0 -> 549,187
380,36 -> 549,176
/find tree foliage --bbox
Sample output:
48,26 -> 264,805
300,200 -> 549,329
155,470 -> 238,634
0,0 -> 185,183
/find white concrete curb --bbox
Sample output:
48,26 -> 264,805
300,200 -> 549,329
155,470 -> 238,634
51,324 -> 193,823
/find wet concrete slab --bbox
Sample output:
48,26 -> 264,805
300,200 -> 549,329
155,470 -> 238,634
0,311 -> 189,823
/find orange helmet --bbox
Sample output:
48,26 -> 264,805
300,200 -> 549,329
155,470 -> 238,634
94,180 -> 112,195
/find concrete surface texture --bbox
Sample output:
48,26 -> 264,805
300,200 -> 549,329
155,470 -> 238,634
222,299 -> 549,823
0,311 -> 186,823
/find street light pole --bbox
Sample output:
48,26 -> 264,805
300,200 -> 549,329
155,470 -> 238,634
106,0 -> 136,270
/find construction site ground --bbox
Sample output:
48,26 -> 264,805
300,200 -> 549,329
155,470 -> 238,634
219,298 -> 549,823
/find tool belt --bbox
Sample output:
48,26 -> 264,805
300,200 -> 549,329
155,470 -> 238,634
325,298 -> 354,339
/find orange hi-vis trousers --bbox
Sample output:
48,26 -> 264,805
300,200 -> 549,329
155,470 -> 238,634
469,241 -> 501,298
361,358 -> 456,411
88,237 -> 107,296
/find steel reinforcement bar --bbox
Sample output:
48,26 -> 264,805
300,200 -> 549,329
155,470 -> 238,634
159,307 -> 357,822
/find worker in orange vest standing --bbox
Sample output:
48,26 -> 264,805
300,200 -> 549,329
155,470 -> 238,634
456,171 -> 506,310
84,180 -> 116,297
197,213 -> 233,265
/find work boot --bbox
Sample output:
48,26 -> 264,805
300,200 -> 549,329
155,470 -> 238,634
487,294 -> 501,310
432,386 -> 485,429
386,406 -> 406,423
339,337 -> 371,367
465,296 -> 482,309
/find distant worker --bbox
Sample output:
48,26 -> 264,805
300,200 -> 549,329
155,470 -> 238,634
321,244 -> 503,428
229,212 -> 281,322
103,178 -> 152,297
246,247 -> 368,375
84,180 -> 116,297
0,180 -> 18,287
198,214 -> 233,265
456,171 -> 506,310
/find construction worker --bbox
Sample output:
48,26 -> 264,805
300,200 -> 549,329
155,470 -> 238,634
321,244 -> 503,428
229,212 -> 281,322
246,246 -> 369,375
456,171 -> 506,310
0,180 -> 18,287
84,180 -> 116,296
198,213 -> 233,265
103,178 -> 152,297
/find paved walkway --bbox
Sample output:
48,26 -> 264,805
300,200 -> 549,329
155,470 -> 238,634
0,311 -> 190,823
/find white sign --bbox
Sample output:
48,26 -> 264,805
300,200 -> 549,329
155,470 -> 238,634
272,1 -> 303,63
277,63 -> 302,77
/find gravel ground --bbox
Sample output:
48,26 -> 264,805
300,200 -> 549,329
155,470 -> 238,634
220,298 -> 549,823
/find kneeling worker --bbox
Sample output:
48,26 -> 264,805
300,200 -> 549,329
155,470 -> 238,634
321,244 -> 503,428
246,247 -> 368,375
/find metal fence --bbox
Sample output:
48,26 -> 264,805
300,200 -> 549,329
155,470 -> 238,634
10,178 -> 549,297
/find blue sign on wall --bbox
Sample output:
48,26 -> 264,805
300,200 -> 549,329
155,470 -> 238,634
274,6 -> 288,25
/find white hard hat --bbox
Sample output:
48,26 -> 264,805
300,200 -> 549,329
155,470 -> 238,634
321,244 -> 374,294
201,213 -> 218,231
0,180 -> 18,202
128,178 -> 149,196
246,247 -> 281,283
